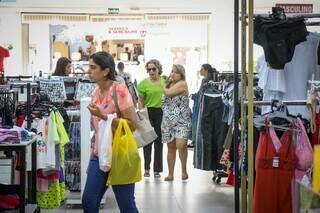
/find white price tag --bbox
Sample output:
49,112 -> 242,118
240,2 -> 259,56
272,157 -> 280,168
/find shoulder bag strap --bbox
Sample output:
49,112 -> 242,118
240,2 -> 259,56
112,83 -> 121,117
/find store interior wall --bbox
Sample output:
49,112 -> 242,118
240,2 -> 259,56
0,0 -> 319,76
0,8 -> 22,76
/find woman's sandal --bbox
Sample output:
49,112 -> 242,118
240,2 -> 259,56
164,176 -> 174,181
182,173 -> 189,180
144,170 -> 150,177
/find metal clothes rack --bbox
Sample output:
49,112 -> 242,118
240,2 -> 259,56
233,1 -> 240,212
234,2 -> 320,213
244,100 -> 311,106
0,83 -> 39,213
254,13 -> 320,19
8,82 -> 39,96
5,75 -> 33,82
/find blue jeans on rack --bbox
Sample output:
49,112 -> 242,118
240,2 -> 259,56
82,156 -> 139,213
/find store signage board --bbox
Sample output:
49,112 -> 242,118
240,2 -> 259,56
107,26 -> 146,39
108,8 -> 119,15
275,3 -> 313,14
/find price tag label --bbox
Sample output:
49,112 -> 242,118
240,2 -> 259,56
273,157 -> 280,168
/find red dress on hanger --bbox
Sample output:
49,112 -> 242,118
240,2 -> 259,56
0,46 -> 9,85
254,127 -> 297,213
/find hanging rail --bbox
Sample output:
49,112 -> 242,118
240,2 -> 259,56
253,13 -> 320,19
244,100 -> 311,106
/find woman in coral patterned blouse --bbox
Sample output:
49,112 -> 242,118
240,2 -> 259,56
82,51 -> 139,213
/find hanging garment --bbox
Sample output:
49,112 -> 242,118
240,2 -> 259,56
35,118 -> 47,169
258,33 -> 320,118
65,122 -> 81,161
257,56 -> 286,114
0,46 -> 10,72
46,111 -> 59,169
294,118 -> 313,180
191,92 -> 201,143
254,16 -> 308,69
65,161 -> 80,191
254,127 -> 297,213
257,55 -> 269,89
55,111 -> 69,168
0,91 -> 16,127
222,82 -> 235,125
283,33 -> 320,118
37,181 -> 65,209
194,95 -> 227,171
75,80 -> 96,101
39,79 -> 66,103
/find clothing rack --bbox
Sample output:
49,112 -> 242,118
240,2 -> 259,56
5,75 -> 33,82
206,81 -> 224,85
306,22 -> 320,26
72,72 -> 88,75
8,82 -> 39,93
236,3 -> 320,213
0,82 -> 38,212
253,12 -> 320,19
244,100 -> 310,106
0,89 -> 18,127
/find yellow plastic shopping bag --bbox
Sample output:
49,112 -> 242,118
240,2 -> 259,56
107,119 -> 142,185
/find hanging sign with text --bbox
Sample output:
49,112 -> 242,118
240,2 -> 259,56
275,4 -> 313,14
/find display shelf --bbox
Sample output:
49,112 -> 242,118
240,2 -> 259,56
0,138 -> 36,147
0,138 -> 37,213
64,98 -> 106,207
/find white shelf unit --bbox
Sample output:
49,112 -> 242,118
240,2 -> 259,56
65,98 -> 106,206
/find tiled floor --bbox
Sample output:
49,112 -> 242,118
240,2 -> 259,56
42,149 -> 234,213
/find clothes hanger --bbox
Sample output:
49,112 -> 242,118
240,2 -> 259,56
203,80 -> 222,94
254,100 -> 296,129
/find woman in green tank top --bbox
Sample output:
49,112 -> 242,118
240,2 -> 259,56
138,59 -> 165,178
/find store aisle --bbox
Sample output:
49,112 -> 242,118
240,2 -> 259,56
42,148 -> 234,213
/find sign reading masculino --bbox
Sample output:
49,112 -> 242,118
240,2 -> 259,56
275,4 -> 313,14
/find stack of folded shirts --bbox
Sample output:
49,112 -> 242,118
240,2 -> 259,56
0,128 -> 20,144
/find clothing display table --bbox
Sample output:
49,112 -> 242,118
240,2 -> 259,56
0,138 -> 39,213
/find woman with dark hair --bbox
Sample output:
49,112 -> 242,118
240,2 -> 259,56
138,59 -> 165,178
82,51 -> 139,213
52,57 -> 72,76
200,63 -> 218,83
188,64 -> 218,149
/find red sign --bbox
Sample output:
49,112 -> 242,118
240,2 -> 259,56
275,4 -> 313,14
108,27 -> 137,34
